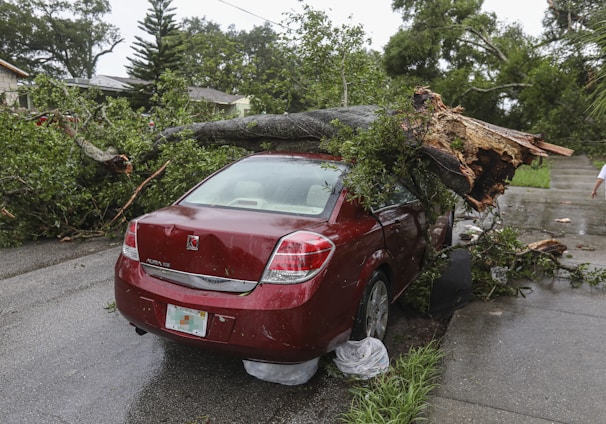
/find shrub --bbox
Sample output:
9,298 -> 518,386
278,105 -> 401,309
0,74 -> 247,247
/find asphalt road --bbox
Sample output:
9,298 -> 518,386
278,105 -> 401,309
0,238 -> 354,424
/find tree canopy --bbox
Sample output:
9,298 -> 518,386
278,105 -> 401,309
176,6 -> 391,114
382,0 -> 606,151
589,20 -> 606,118
0,0 -> 122,78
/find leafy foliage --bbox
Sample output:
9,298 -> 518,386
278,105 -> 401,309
0,0 -> 122,78
385,0 -> 542,128
384,0 -> 606,154
176,6 -> 392,114
400,252 -> 448,315
179,17 -> 249,95
142,140 -> 247,212
468,222 -> 606,298
587,12 -> 606,119
403,216 -> 606,315
281,5 -> 391,110
322,99 -> 455,221
0,75 -> 246,247
323,98 -> 460,315
339,341 -> 443,423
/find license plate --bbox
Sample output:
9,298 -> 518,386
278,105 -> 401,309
165,304 -> 208,337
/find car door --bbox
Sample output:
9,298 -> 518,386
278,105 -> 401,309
372,185 -> 427,296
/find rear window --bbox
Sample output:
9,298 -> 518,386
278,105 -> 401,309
180,156 -> 347,216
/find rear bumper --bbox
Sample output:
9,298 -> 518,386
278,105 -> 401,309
114,255 -> 351,363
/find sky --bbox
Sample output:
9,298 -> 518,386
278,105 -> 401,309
97,0 -> 548,77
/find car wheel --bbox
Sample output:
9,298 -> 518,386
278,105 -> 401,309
351,271 -> 390,341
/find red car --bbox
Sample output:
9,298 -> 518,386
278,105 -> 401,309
114,152 -> 451,363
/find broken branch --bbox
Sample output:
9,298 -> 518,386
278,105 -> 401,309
109,160 -> 171,226
54,110 -> 132,174
1,207 -> 16,219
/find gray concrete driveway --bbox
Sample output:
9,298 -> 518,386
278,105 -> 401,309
429,155 -> 606,423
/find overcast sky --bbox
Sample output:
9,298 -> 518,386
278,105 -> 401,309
97,0 -> 548,77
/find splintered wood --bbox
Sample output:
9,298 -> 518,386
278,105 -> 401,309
413,87 -> 573,210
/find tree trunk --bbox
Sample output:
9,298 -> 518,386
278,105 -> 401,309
413,89 -> 572,209
149,105 -> 380,156
149,88 -> 572,211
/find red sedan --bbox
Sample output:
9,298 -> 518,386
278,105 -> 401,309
114,152 -> 451,363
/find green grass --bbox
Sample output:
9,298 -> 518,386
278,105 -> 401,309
509,160 -> 551,188
103,300 -> 117,313
592,159 -> 606,170
339,341 -> 444,424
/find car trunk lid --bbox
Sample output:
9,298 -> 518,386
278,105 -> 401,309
135,205 -> 325,288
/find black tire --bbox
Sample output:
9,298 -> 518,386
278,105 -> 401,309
351,270 -> 390,341
429,249 -> 472,319
443,209 -> 454,247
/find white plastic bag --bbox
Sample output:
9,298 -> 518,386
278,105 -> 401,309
242,357 -> 319,385
333,337 -> 389,379
490,266 -> 509,285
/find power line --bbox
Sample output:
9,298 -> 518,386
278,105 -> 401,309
216,0 -> 287,29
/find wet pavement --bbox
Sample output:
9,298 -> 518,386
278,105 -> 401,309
0,236 -> 435,424
0,238 -> 353,423
429,155 -> 606,423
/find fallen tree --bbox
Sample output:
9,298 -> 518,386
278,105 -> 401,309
51,86 -> 572,212
150,87 -> 573,211
9,83 -> 605,298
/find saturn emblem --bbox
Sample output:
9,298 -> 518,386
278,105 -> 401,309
186,235 -> 199,251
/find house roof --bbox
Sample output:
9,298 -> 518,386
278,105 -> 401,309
102,76 -> 150,87
65,75 -> 246,105
0,59 -> 29,77
64,75 -> 146,93
188,86 -> 245,104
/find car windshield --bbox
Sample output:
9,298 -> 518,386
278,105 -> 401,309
180,155 -> 347,216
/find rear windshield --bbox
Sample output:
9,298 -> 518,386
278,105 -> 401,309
180,156 -> 347,216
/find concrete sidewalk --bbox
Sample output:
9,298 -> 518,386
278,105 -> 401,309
428,155 -> 606,423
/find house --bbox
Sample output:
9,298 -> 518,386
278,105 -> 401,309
64,75 -> 251,117
0,59 -> 29,106
188,86 -> 251,117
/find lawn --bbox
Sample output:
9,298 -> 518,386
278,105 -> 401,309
509,160 -> 551,188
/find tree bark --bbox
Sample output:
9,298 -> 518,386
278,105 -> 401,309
149,105 -> 380,156
54,111 -> 133,174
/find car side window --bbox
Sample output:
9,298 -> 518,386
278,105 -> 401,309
372,183 -> 418,210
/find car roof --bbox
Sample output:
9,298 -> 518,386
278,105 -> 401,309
244,151 -> 343,162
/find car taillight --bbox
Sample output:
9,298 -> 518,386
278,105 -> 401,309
261,231 -> 335,284
122,220 -> 139,261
